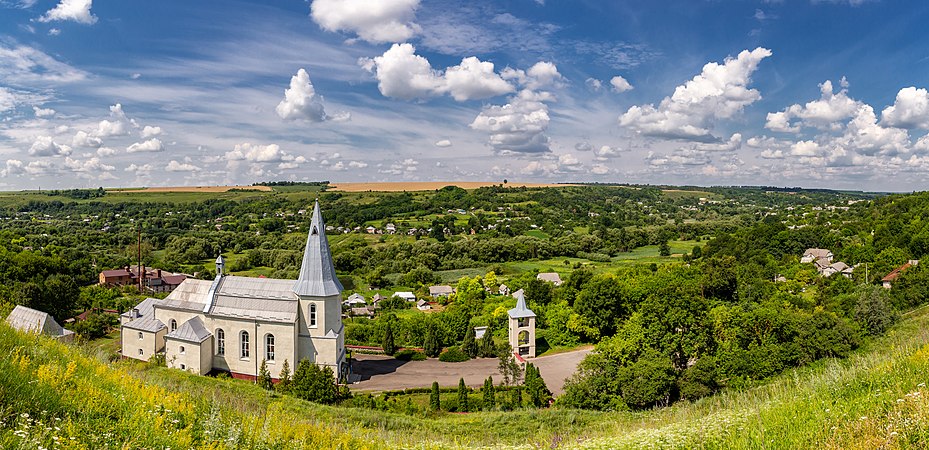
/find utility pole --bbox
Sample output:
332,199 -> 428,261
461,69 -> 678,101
138,225 -> 143,293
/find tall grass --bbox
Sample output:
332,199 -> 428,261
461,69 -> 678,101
5,306 -> 929,448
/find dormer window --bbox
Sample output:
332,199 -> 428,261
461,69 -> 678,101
311,226 -> 318,236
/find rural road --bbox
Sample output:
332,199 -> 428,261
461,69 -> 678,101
348,347 -> 593,395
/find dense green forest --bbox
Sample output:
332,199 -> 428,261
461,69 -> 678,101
5,183 -> 929,413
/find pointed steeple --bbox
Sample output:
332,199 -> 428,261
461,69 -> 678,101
508,290 -> 536,318
293,200 -> 343,297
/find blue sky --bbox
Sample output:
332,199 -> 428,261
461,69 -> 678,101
2,0 -> 929,190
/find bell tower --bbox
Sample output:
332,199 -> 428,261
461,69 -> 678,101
293,200 -> 345,378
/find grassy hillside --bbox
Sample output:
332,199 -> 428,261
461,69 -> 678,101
5,305 -> 929,449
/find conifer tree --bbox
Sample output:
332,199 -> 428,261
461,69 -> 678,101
510,385 -> 523,409
430,381 -> 441,411
524,363 -> 552,407
478,325 -> 496,358
457,378 -> 469,412
292,359 -> 339,404
482,376 -> 495,410
383,321 -> 396,355
461,325 -> 477,357
257,359 -> 273,391
276,359 -> 292,394
424,323 -> 441,357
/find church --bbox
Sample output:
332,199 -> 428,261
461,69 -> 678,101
120,201 -> 346,381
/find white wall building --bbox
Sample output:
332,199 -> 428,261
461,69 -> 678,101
120,201 -> 346,381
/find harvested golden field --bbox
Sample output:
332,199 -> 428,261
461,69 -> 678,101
113,185 -> 272,193
329,181 -> 575,192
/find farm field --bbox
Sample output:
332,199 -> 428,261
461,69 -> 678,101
110,185 -> 273,193
329,181 -> 577,192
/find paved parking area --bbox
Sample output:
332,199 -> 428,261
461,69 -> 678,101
348,347 -> 592,395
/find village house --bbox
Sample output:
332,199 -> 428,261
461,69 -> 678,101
883,260 -> 919,288
99,266 -> 187,293
536,272 -> 563,286
801,248 -> 833,264
5,305 -> 75,342
428,285 -> 454,298
343,293 -> 366,307
120,201 -> 347,381
416,299 -> 432,311
392,291 -> 416,302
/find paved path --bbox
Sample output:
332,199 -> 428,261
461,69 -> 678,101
348,347 -> 592,395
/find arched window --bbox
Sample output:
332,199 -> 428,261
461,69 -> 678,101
216,329 -> 225,355
170,319 -> 177,331
309,303 -> 317,327
265,334 -> 275,361
138,348 -> 144,356
138,332 -> 143,340
518,330 -> 530,346
179,345 -> 186,354
240,331 -> 250,358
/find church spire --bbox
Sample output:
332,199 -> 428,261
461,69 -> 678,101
293,200 -> 343,297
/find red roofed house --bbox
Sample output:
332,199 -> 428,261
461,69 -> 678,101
882,260 -> 919,289
99,265 -> 187,293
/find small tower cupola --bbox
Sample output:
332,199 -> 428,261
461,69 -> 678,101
293,200 -> 343,297
215,254 -> 225,277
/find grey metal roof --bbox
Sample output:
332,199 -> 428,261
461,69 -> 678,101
293,201 -> 343,297
165,316 -> 211,343
508,291 -> 536,319
121,297 -> 158,318
123,315 -> 166,332
207,276 -> 299,322
161,279 -> 212,311
429,285 -> 454,296
5,305 -> 70,337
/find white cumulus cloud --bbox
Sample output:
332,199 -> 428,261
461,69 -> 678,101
38,0 -> 97,25
361,44 -> 516,102
276,68 -> 331,121
29,136 -> 71,156
434,139 -> 452,147
620,47 -> 771,142
311,0 -> 420,44
140,125 -> 162,139
610,76 -> 633,93
126,138 -> 164,153
470,89 -> 553,154
765,79 -> 861,133
881,87 -> 929,129
166,160 -> 201,172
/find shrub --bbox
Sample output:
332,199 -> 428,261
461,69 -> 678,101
430,381 -> 440,411
855,287 -> 898,335
292,359 -> 338,404
677,356 -> 718,401
439,347 -> 470,362
394,349 -> 427,361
